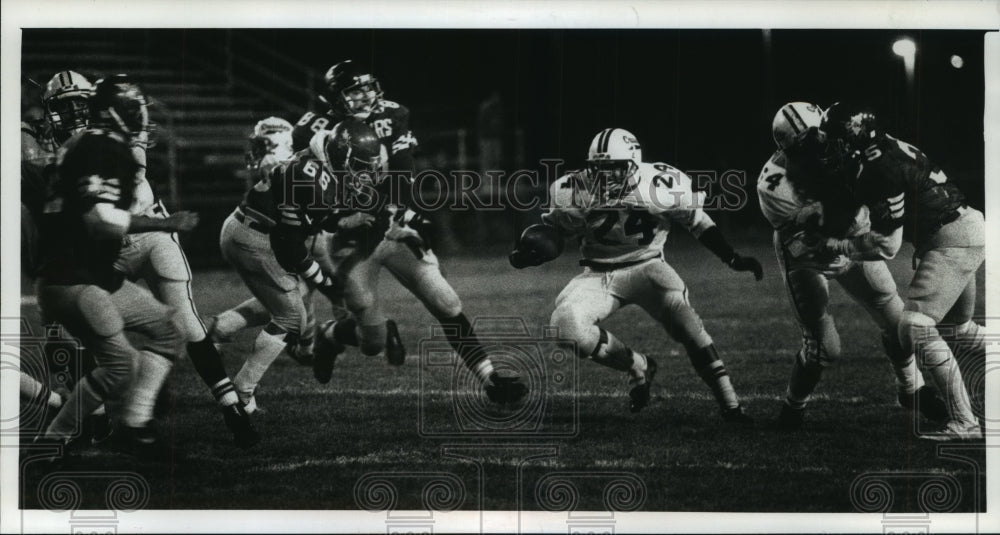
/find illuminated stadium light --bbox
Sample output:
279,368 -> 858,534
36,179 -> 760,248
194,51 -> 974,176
951,54 -> 964,68
892,38 -> 916,59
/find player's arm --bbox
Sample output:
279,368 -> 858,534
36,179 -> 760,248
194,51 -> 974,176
271,223 -> 340,299
821,172 -> 906,261
509,178 -> 577,268
651,170 -> 764,281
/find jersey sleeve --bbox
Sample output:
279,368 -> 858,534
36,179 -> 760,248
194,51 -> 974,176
862,139 -> 910,234
541,176 -> 587,235
756,157 -> 800,231
639,165 -> 715,236
386,104 -> 418,159
292,110 -> 337,151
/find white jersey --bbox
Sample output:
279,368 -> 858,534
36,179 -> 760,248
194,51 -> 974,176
543,161 -> 715,264
757,150 -> 868,275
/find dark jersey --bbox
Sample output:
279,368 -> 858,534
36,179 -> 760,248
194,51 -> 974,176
852,135 -> 965,247
21,121 -> 59,218
39,128 -> 138,289
291,99 -> 418,171
239,148 -> 350,235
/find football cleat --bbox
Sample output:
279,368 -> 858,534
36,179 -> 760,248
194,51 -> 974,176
313,320 -> 345,384
628,356 -> 658,413
222,403 -> 260,449
485,373 -> 529,404
774,403 -> 805,431
920,420 -> 983,442
898,385 -> 948,422
385,319 -> 406,366
108,424 -> 174,460
721,404 -> 755,426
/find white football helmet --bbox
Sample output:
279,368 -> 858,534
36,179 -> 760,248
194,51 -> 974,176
43,70 -> 95,142
771,102 -> 824,150
586,128 -> 642,200
247,116 -> 294,168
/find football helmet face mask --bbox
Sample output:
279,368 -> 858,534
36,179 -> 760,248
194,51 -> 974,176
586,128 -> 642,202
90,74 -> 149,141
771,102 -> 824,151
319,60 -> 383,120
324,118 -> 385,191
43,70 -> 95,143
819,102 -> 879,176
247,116 -> 294,168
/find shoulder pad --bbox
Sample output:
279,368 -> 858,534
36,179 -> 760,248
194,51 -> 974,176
380,99 -> 401,109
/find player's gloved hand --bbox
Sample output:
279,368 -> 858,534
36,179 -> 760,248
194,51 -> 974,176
508,249 -> 546,269
509,224 -> 563,269
728,254 -> 764,281
338,212 -> 376,230
166,211 -> 200,232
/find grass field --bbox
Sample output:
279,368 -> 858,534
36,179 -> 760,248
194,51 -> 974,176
17,238 -> 987,513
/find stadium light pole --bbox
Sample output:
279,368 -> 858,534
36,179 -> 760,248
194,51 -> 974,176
892,38 -> 917,138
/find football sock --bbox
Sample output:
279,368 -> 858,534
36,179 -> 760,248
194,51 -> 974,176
235,325 -> 287,407
688,344 -> 739,410
627,351 -> 650,386
589,328 -> 636,373
212,298 -> 270,341
441,313 -> 494,384
902,312 -> 978,426
20,372 -> 61,409
186,338 -> 240,406
918,337 -> 978,426
786,350 -> 823,410
45,375 -> 103,442
122,351 -> 173,429
882,333 -> 923,394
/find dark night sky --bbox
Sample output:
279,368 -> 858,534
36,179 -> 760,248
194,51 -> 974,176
24,28 -> 989,206
249,28 -> 987,201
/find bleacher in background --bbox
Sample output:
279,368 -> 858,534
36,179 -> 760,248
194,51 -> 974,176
23,30 -> 536,266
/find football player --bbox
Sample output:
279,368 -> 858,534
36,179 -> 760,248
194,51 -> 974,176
807,103 -> 985,440
297,61 -> 527,403
20,71 -> 104,433
510,128 -> 761,420
213,116 -> 327,412
102,75 -> 258,448
36,77 -> 196,453
224,118 -> 390,410
759,102 -> 947,430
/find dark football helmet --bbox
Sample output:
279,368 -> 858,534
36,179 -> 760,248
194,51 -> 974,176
324,118 -> 385,184
820,102 -> 880,173
319,60 -> 383,119
42,70 -> 95,143
90,74 -> 149,139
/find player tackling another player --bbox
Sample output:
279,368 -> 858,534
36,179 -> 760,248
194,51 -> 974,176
511,128 -> 761,422
758,102 -> 947,431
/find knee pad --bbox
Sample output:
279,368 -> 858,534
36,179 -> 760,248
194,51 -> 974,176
428,291 -> 462,321
899,310 -> 951,367
140,318 -> 183,360
77,286 -> 124,338
359,322 -> 387,356
801,335 -> 837,368
270,304 -> 303,336
550,307 -> 596,358
87,359 -> 132,398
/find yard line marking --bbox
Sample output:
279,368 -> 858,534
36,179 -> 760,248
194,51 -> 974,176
249,386 -> 873,405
